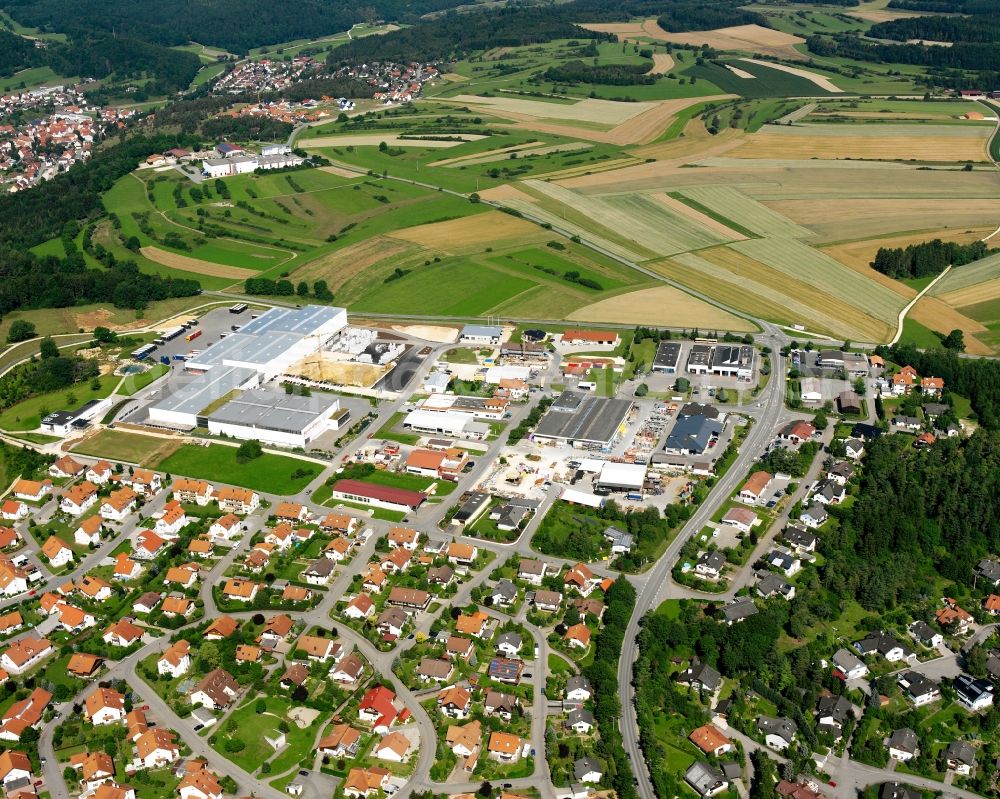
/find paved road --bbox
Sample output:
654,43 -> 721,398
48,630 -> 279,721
619,323 -> 788,799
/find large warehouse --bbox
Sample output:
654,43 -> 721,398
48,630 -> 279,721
533,391 -> 633,450
148,305 -> 349,444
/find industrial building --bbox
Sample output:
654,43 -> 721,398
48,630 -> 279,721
41,397 -> 115,436
207,390 -> 346,448
651,342 -> 682,374
148,306 -> 349,445
664,416 -> 723,456
460,324 -> 502,345
685,343 -> 756,380
402,409 -> 489,440
594,462 -> 647,494
533,391 -> 633,450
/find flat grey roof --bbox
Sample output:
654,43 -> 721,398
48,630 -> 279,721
653,341 -> 681,368
534,391 -> 633,445
687,344 -> 712,366
461,324 -> 502,337
188,331 -> 303,370
208,389 -> 339,434
153,366 -> 259,416
238,305 -> 346,337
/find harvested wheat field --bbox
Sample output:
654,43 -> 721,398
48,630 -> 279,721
937,278 -> 1000,309
319,164 -> 364,178
388,210 -> 545,252
640,22 -> 806,59
578,21 -> 647,39
141,246 -> 256,279
305,133 -> 486,148
650,193 -> 748,241
294,236 -> 419,290
391,324 -> 459,343
607,97 -> 734,145
766,200 -> 1000,243
726,64 -> 756,79
569,284 -> 755,330
731,123 -> 991,162
447,95 -> 653,125
909,296 -> 991,355
429,142 -> 542,167
738,58 -> 842,93
648,53 -> 675,75
930,251 -> 1000,297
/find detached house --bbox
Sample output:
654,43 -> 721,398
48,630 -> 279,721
155,501 -> 187,538
12,478 -> 52,502
74,515 -> 104,546
85,687 -> 125,725
190,668 -> 239,710
42,535 -> 73,568
103,619 -> 144,647
123,468 -> 161,498
172,478 -> 214,506
158,640 -> 191,678
86,460 -> 114,485
62,481 -> 99,516
215,486 -> 259,515
100,487 -> 138,522
49,455 -> 84,479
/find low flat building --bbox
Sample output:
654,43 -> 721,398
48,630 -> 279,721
533,391 -> 633,450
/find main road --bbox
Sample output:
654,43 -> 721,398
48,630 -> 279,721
617,322 -> 788,799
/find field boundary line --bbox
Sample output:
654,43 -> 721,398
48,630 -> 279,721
889,265 -> 951,346
977,100 -> 1000,241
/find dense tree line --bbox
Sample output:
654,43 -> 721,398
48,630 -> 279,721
200,116 -> 293,143
0,352 -> 99,409
658,0 -> 766,32
44,34 -> 201,93
0,133 -> 198,251
543,60 -> 656,86
585,578 -> 638,799
274,77 -> 371,102
329,5 -> 607,64
4,0 -> 475,54
888,0 -> 997,12
0,29 -> 36,76
819,430 -> 1000,608
869,13 -> 1000,44
807,32 -> 1000,73
0,249 -> 200,313
871,238 -> 996,279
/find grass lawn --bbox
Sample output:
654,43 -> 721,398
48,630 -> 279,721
73,429 -> 180,465
899,317 -> 941,349
373,412 -> 419,445
0,373 -> 120,432
213,695 -> 292,772
155,444 -> 318,494
441,348 -> 480,364
323,498 -> 406,522
548,653 -> 574,675
119,363 -> 170,396
358,469 -> 456,496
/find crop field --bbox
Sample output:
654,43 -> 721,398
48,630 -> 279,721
686,59 -> 838,98
807,98 -> 985,123
73,430 -> 181,466
729,237 -> 903,323
675,186 -> 811,239
567,284 -> 756,330
738,58 -> 843,93
730,122 -> 992,161
662,249 -> 895,340
626,22 -> 806,59
388,211 -> 547,252
909,296 -> 993,354
766,199 -> 1000,242
651,193 -> 749,241
930,252 -> 1000,298
140,246 -> 257,279
518,180 -> 740,258
303,133 -> 487,148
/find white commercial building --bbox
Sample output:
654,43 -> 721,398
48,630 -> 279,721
594,462 -> 646,493
148,306 -> 349,441
402,409 -> 489,440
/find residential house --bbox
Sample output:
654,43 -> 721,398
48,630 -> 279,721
344,594 -> 375,620
331,653 -> 364,686
943,741 -> 975,775
898,671 -> 940,707
85,687 -> 125,725
134,530 -> 167,561
566,708 -> 595,735
954,674 -> 994,711
518,559 -> 548,585
103,619 -> 143,647
49,455 -> 84,479
855,631 -> 914,663
214,487 -> 260,515
574,757 -> 603,784
203,616 -> 239,640
488,732 -> 526,763
223,578 -> 260,602
0,636 -> 53,675
317,725 -> 362,758
155,501 -> 187,538
358,686 -> 397,732
124,469 -> 161,498
689,725 -> 733,757
374,732 -> 410,762
758,716 -> 796,751
739,471 -> 773,505
832,648 -> 868,680
42,536 -> 73,568
62,481 -> 99,516
533,589 -> 562,613
158,640 -> 191,678
207,514 -> 242,541
172,478 -> 214,506
887,728 -> 918,762
816,694 -> 854,737
190,668 -> 239,710
908,620 -> 943,649
74,515 -> 104,546
485,690 -> 520,721
135,728 -> 179,768
678,662 -> 722,694
86,461 -> 113,485
685,763 -> 728,798
342,767 -> 390,799
438,686 -> 472,719
695,551 -> 726,581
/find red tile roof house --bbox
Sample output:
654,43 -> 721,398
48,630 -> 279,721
329,480 -> 427,513
358,686 -> 397,733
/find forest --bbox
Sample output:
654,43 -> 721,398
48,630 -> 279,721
200,116 -> 294,143
45,34 -> 201,93
870,238 -> 995,279
0,29 -> 36,76
807,32 -> 1000,73
869,13 -> 1000,44
0,133 -> 199,251
329,0 -> 768,63
3,0 -> 472,54
544,60 -> 656,86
